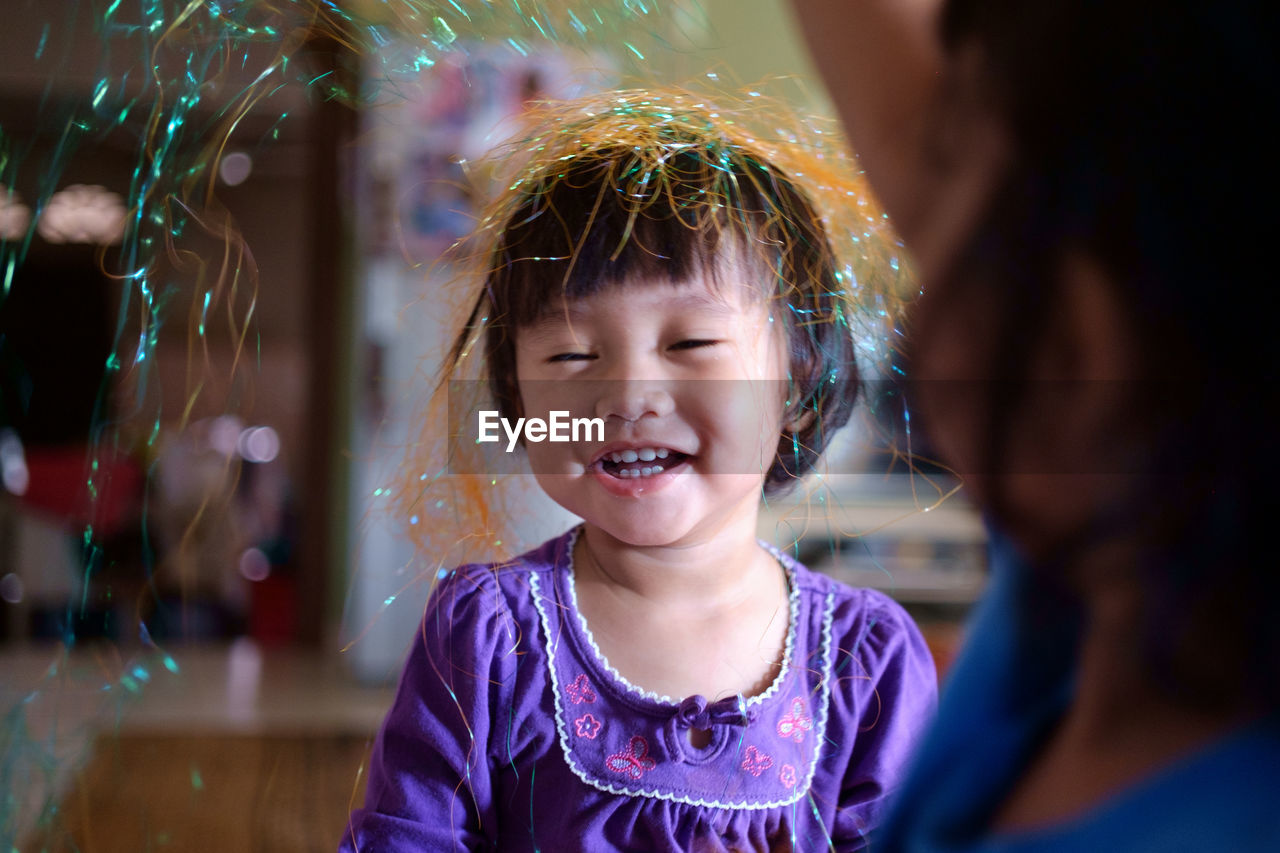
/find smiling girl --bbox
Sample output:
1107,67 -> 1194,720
341,92 -> 936,852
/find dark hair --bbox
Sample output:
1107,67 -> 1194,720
447,101 -> 860,494
936,1 -> 1279,705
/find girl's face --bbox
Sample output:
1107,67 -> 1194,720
513,270 -> 789,549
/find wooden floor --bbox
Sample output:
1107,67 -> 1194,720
3,617 -> 965,851
26,734 -> 371,853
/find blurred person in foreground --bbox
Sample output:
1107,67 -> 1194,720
790,0 -> 1280,850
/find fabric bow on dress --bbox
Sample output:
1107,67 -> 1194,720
673,694 -> 758,730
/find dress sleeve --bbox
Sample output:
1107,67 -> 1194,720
828,590 -> 938,851
339,568 -> 509,852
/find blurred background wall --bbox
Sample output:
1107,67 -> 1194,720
0,0 -> 834,674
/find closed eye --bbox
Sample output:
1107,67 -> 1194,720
548,352 -> 596,362
669,339 -> 719,351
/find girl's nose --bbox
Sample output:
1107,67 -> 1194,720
593,379 -> 676,423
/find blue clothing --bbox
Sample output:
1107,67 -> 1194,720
878,525 -> 1280,852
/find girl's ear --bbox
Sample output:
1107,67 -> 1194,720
783,405 -> 816,434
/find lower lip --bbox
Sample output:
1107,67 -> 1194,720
590,459 -> 686,497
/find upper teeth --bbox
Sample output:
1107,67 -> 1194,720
609,447 -> 669,464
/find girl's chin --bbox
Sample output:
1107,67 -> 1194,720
577,506 -> 702,549
588,526 -> 708,553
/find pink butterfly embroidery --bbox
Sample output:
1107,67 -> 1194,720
574,713 -> 602,740
606,735 -> 657,780
565,674 -> 597,705
741,745 -> 774,777
779,764 -> 798,789
776,697 -> 813,743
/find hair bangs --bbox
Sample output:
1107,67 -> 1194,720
488,147 -> 793,330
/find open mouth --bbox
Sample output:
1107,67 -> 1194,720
596,446 -> 689,480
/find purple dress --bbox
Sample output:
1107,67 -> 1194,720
341,528 -> 937,852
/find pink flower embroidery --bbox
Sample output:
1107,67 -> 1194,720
574,713 -> 603,740
606,735 -> 657,780
741,745 -> 774,777
565,674 -> 597,705
779,764 -> 798,789
777,697 -> 813,743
